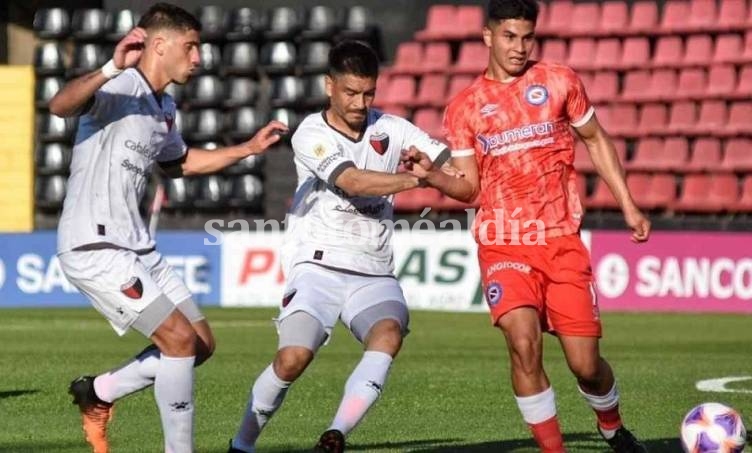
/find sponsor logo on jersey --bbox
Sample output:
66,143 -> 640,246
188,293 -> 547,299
313,144 -> 327,158
480,104 -> 499,117
124,139 -> 158,159
486,261 -> 532,277
476,121 -> 555,155
369,132 -> 390,155
485,282 -> 503,306
120,277 -> 144,299
525,85 -> 549,106
317,149 -> 344,173
121,159 -> 150,178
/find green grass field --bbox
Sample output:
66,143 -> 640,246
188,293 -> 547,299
0,308 -> 751,453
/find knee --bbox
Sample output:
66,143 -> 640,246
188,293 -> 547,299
570,357 -> 602,385
163,326 -> 197,357
195,335 -> 216,366
273,347 -> 313,382
365,320 -> 403,356
507,335 -> 542,376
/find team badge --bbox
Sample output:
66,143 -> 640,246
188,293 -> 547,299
120,277 -> 144,299
282,290 -> 297,308
369,132 -> 390,155
485,282 -> 503,307
313,143 -> 327,158
525,85 -> 549,106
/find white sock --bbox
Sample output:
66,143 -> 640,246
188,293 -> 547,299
155,355 -> 195,453
579,382 -> 621,439
94,346 -> 160,403
329,351 -> 393,435
515,386 -> 557,424
232,364 -> 291,452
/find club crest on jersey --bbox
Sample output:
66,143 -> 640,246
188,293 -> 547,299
525,85 -> 549,106
485,282 -> 503,307
120,277 -> 144,299
369,132 -> 390,155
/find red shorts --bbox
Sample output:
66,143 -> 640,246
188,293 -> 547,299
478,234 -> 601,337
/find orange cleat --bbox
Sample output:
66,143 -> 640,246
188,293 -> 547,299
69,376 -> 114,453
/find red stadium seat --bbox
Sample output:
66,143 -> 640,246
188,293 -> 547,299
588,178 -> 619,209
587,71 -> 619,103
712,34 -> 743,64
652,36 -> 683,68
706,173 -> 739,212
725,102 -> 752,135
647,69 -> 679,102
394,187 -> 443,212
734,65 -> 752,98
570,3 -> 601,37
415,5 -> 455,41
574,140 -> 595,173
457,6 -> 483,39
626,173 -> 654,208
541,39 -> 567,65
608,104 -> 638,137
567,38 -> 596,70
535,2 -> 550,35
686,0 -> 718,32
451,42 -> 487,74
381,75 -> 416,107
731,176 -> 752,212
447,75 -> 475,100
742,31 -> 752,63
721,138 -> 752,170
621,70 -> 652,102
597,1 -> 629,36
667,101 -> 697,135
593,104 -> 614,131
686,138 -> 722,171
682,35 -> 713,67
390,42 -> 423,75
673,174 -> 737,213
415,74 -> 448,108
663,137 -> 691,171
646,173 -> 678,209
637,104 -> 669,136
412,108 -> 443,139
661,0 -> 690,33
628,1 -> 659,34
717,0 -> 748,31
576,174 -> 587,202
593,38 -> 621,70
629,139 -> 689,172
706,65 -> 737,99
695,100 -> 728,136
421,42 -> 452,74
675,68 -> 707,101
545,0 -> 574,36
620,37 -> 650,69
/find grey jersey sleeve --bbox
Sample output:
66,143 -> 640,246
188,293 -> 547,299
86,73 -> 137,122
291,126 -> 355,185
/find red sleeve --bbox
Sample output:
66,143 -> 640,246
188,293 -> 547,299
442,99 -> 476,153
565,69 -> 594,127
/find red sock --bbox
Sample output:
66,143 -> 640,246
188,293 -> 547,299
529,415 -> 566,453
595,404 -> 623,431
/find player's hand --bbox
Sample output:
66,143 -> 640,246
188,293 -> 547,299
624,206 -> 651,243
401,146 -> 435,178
244,121 -> 289,155
113,27 -> 147,69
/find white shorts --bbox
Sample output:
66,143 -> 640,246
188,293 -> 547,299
59,248 -> 194,336
278,263 -> 408,338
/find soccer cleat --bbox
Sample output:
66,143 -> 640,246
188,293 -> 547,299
69,376 -> 114,453
313,429 -> 345,453
599,426 -> 648,453
227,438 -> 252,453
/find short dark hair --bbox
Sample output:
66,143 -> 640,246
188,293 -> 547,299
487,0 -> 540,24
328,40 -> 379,79
138,3 -> 202,32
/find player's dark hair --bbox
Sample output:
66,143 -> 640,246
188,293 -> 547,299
137,3 -> 202,32
328,40 -> 379,79
487,0 -> 539,25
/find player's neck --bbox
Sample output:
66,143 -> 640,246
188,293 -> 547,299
136,59 -> 169,94
324,109 -> 362,140
485,63 -> 519,84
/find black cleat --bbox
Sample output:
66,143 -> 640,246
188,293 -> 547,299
69,375 -> 114,453
313,429 -> 345,453
599,426 -> 648,453
227,438 -> 250,453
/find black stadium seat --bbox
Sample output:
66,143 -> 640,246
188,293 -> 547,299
197,43 -> 222,75
164,83 -> 185,105
226,107 -> 264,142
301,6 -> 341,40
226,154 -> 265,175
223,42 -> 258,75
39,113 -> 76,143
34,43 -> 66,76
229,174 -> 264,210
183,109 -> 223,142
259,41 -> 297,75
223,78 -> 258,108
71,9 -> 107,41
163,177 -> 198,210
69,43 -> 107,77
185,75 -> 225,108
196,175 -> 231,209
35,77 -> 64,109
226,7 -> 265,41
36,143 -> 71,175
264,7 -> 301,41
33,8 -> 70,39
36,175 -> 67,210
196,6 -> 227,42
270,108 -> 300,134
105,9 -> 138,41
271,76 -> 305,108
303,74 -> 328,109
299,41 -> 331,74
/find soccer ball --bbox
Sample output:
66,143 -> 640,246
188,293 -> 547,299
681,402 -> 747,453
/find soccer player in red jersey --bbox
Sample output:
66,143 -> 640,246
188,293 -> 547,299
403,1 -> 650,452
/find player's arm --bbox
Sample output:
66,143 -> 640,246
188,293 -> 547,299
160,121 -> 287,178
49,28 -> 146,117
403,148 -> 480,202
333,166 -> 422,197
575,115 -> 650,242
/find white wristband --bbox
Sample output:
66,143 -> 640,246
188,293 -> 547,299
101,59 -> 123,79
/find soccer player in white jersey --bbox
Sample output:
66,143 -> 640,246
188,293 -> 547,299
228,40 -> 452,453
49,3 -> 287,452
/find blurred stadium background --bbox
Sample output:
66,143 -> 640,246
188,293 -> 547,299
1,1 -> 752,451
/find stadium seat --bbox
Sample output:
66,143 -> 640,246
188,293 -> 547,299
734,65 -> 752,98
703,173 -> 739,212
686,0 -> 718,32
33,8 -> 69,39
457,5 -> 483,39
415,5 -> 455,41
667,101 -> 697,135
451,42 -> 488,74
301,5 -> 340,40
646,69 -> 678,102
712,34 -> 743,64
535,2 -> 550,35
620,37 -> 650,69
674,174 -> 715,212
259,41 -> 297,75
197,6 -> 227,42
196,175 -> 231,210
683,35 -> 713,67
36,175 -> 67,210
229,174 -> 264,210
620,70 -> 652,102
338,6 -> 376,41
390,42 -> 423,75
412,108 -> 443,139
223,42 -> 258,75
226,7 -> 264,41
593,104 -> 614,132
706,65 -> 737,99
721,138 -> 752,170
183,109 -> 223,142
608,104 -> 638,137
185,75 -> 224,108
105,9 -> 138,41
270,108 -> 301,133
197,43 -> 221,75
164,83 -> 185,105
695,101 -> 728,136
567,38 -> 596,70
394,187 -> 443,212
223,77 -> 257,108
36,143 -> 71,175
299,41 -> 331,74
71,9 -> 107,40
265,7 -> 301,40
35,77 -> 64,109
422,42 -> 452,74
227,154 -> 265,175
271,76 -> 305,108
593,38 -> 621,70
725,102 -> 752,135
574,140 -> 595,173
627,173 -> 658,209
627,1 -> 658,34
540,39 -> 568,65
39,113 -> 75,143
675,68 -> 707,101
646,173 -> 678,209
586,71 -> 618,103
660,0 -> 690,33
545,0 -> 574,36
637,104 -> 668,136
34,43 -> 65,76
731,176 -> 752,212
575,174 -> 587,202
717,0 -> 748,31
587,178 -> 619,209
415,74 -> 448,108
652,36 -> 683,68
381,75 -> 416,108
226,107 -> 264,142
447,75 -> 474,100
663,137 -> 691,171
163,177 -> 198,210
629,138 -> 683,171
569,3 -> 601,37
597,1 -> 628,36
68,43 -> 107,78
741,31 -> 752,63
302,74 -> 328,109
686,138 -> 722,172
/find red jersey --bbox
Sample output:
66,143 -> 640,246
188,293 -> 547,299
442,61 -> 593,244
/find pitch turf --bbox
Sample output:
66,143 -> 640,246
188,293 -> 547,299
0,308 -> 750,453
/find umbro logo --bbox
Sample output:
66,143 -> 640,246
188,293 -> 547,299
480,104 -> 498,117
